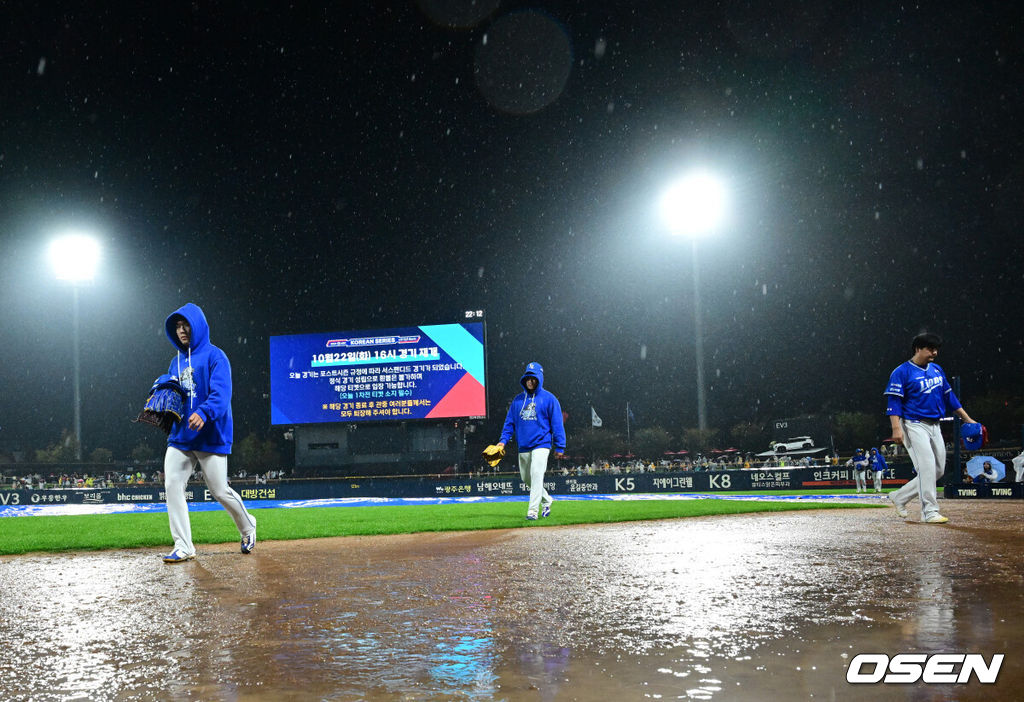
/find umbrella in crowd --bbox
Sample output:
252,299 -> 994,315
966,456 -> 1005,482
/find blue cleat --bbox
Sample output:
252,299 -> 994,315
541,504 -> 551,518
525,513 -> 538,521
163,549 -> 195,564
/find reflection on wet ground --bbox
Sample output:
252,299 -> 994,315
1,500 -> 1022,700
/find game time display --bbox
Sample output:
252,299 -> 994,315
270,322 -> 486,425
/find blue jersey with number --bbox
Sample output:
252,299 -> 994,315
884,361 -> 961,421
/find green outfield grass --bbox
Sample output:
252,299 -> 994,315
0,496 -> 883,557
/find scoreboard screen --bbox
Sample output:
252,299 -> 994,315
270,322 -> 486,425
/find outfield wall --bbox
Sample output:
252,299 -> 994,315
0,464 -> 925,507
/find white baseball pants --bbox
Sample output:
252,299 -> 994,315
518,447 -> 554,516
164,446 -> 256,556
890,420 -> 945,520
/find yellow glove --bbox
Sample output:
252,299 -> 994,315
481,444 -> 506,468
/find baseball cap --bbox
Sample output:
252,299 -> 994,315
960,423 -> 987,451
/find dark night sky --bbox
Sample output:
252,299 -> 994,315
1,1 -> 1021,458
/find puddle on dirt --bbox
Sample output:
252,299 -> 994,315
1,501 -> 1022,700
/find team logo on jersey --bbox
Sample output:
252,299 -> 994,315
180,366 -> 197,399
916,375 -> 943,394
520,399 -> 537,421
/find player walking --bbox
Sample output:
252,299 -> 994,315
847,449 -> 868,493
868,447 -> 887,493
495,362 -> 566,520
884,333 -> 979,524
161,303 -> 257,562
1013,451 -> 1024,483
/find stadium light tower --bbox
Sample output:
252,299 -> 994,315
49,233 -> 101,460
660,171 -> 727,431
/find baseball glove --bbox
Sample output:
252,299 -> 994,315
133,374 -> 187,434
481,444 -> 506,468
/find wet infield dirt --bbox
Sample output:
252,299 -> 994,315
1,498 -> 1022,701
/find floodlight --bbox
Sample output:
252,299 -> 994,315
49,233 -> 101,282
660,172 -> 727,237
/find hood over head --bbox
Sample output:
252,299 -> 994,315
520,361 -> 544,392
165,302 -> 210,353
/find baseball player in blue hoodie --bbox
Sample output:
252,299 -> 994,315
847,449 -> 869,493
868,447 -> 887,493
161,303 -> 257,563
496,362 -> 567,520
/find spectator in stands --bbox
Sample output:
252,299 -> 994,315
975,461 -> 998,484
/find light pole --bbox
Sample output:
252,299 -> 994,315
660,171 -> 727,431
49,233 -> 101,460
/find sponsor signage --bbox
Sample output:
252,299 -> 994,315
0,464 -> 927,507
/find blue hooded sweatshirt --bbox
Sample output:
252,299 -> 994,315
869,447 -> 888,473
499,362 -> 567,453
165,303 -> 233,454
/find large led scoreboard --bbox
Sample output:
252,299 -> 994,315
270,322 -> 486,426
